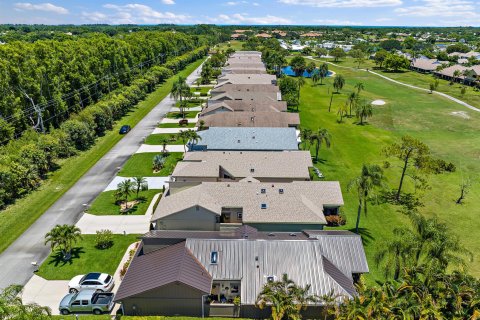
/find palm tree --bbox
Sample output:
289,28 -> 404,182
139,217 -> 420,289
337,102 -> 348,123
452,70 -> 461,84
318,63 -> 329,85
333,74 -> 345,93
309,128 -> 331,162
256,273 -> 315,320
171,76 -> 191,119
152,154 -> 166,172
115,179 -> 135,209
347,92 -> 357,117
354,82 -> 365,95
158,136 -> 169,153
296,76 -> 306,108
348,164 -> 385,234
132,176 -> 148,198
45,224 -> 82,261
311,70 -> 320,86
0,285 -> 52,318
300,128 -> 312,150
355,101 -> 373,125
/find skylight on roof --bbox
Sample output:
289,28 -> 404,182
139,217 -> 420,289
261,203 -> 267,209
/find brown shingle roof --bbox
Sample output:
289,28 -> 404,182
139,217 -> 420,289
199,112 -> 300,128
115,242 -> 212,301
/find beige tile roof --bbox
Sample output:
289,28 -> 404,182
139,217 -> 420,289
217,74 -> 276,86
202,100 -> 287,115
227,56 -> 263,63
152,181 -> 343,225
212,84 -> 280,93
435,64 -> 480,78
209,90 -> 280,102
222,69 -> 267,74
411,58 -> 446,71
199,112 -> 300,128
256,33 -> 272,38
172,151 -> 312,180
223,64 -> 266,71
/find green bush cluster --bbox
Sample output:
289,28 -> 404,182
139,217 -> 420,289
94,229 -> 114,250
0,46 -> 208,209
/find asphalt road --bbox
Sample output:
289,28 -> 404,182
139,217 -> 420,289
0,61 -> 204,289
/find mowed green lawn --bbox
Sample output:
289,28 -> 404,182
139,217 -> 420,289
119,153 -> 183,177
87,189 -> 161,215
312,56 -> 480,110
37,234 -> 138,280
0,58 -> 205,254
295,62 -> 480,281
145,133 -> 185,145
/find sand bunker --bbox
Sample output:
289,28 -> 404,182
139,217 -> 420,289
450,111 -> 470,119
371,100 -> 386,106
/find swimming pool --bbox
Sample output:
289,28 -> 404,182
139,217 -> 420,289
281,66 -> 333,78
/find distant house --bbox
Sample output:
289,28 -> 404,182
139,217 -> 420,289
198,112 -> 300,129
230,33 -> 246,40
115,227 -> 369,317
201,100 -> 288,116
410,58 -> 446,73
187,127 -> 299,151
256,33 -> 272,38
434,64 -> 479,84
300,32 -> 322,38
170,150 -> 313,189
151,180 -> 343,231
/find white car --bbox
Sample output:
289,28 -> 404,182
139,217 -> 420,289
68,273 -> 114,294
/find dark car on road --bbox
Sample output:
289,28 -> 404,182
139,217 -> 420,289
119,125 -> 131,134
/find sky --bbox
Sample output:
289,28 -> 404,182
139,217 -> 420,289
0,0 -> 478,26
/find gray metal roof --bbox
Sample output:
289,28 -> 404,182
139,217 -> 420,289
190,127 -> 299,151
185,237 -> 368,304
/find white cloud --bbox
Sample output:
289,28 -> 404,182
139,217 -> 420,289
161,0 -> 175,4
278,0 -> 402,7
315,19 -> 363,25
14,2 -> 68,14
375,17 -> 393,22
82,4 -> 188,24
394,0 -> 477,18
209,13 -> 292,24
223,1 -> 248,5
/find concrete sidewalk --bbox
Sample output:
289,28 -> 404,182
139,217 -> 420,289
22,275 -> 69,315
161,117 -> 197,124
152,127 -> 197,134
136,144 -> 186,153
104,177 -> 169,191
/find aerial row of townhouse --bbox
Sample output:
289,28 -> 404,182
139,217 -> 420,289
115,51 -> 369,318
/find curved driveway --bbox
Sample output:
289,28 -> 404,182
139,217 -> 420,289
0,60 -> 205,289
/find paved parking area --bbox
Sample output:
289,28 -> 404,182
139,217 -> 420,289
21,241 -> 139,315
22,275 -> 69,315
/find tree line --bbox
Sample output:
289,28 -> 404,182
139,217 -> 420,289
0,45 -> 208,210
0,31 -> 208,141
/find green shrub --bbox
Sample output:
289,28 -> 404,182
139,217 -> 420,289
95,229 -> 114,250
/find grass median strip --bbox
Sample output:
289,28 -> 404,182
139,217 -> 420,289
145,133 -> 185,145
0,58 -> 204,254
87,189 -> 161,216
37,234 -> 139,280
119,152 -> 183,177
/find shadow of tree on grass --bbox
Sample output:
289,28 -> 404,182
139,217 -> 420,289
47,247 -> 85,267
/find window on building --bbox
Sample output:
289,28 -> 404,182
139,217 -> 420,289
261,188 -> 266,194
211,251 -> 218,264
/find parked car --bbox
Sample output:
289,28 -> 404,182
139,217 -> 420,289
119,125 -> 131,134
68,272 -> 115,293
59,289 -> 115,315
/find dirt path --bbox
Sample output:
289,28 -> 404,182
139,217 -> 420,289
307,57 -> 480,113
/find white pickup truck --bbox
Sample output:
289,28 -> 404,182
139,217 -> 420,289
59,289 -> 115,315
